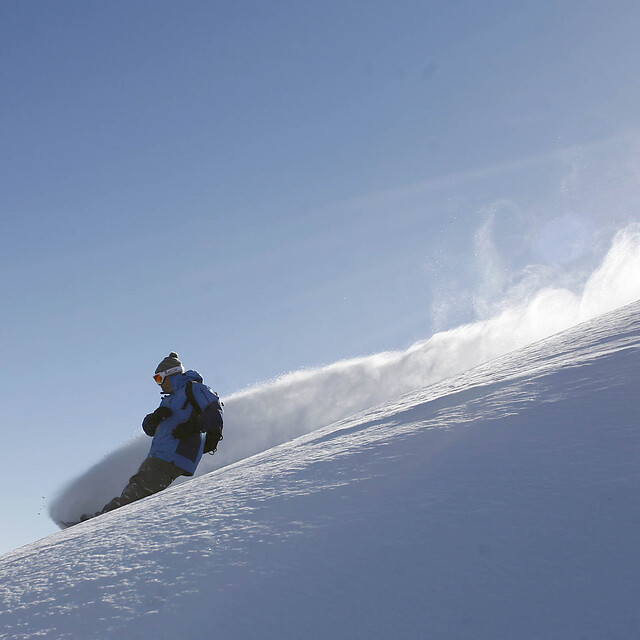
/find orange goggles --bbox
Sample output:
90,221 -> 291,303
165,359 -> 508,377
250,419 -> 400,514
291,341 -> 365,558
153,365 -> 184,385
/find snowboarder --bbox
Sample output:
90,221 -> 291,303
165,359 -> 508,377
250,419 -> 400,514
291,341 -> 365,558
76,352 -> 223,524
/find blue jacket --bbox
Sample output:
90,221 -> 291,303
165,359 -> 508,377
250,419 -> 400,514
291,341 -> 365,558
145,370 -> 223,476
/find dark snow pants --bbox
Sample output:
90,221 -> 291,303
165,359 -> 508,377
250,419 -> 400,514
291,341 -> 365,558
98,456 -> 184,515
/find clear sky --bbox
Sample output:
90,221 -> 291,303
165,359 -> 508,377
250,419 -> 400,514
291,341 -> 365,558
2,0 -> 640,554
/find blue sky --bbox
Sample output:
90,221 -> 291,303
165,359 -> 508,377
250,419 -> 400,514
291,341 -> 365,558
2,0 -> 640,554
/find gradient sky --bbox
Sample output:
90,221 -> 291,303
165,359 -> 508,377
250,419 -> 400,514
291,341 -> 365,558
2,0 -> 640,554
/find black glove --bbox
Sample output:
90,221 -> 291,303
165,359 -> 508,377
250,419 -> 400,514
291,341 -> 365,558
172,420 -> 200,440
142,406 -> 173,435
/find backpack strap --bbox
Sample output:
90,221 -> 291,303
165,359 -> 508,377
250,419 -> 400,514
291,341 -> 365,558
184,380 -> 202,417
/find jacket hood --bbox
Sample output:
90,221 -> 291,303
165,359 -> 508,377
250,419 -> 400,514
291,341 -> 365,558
163,369 -> 203,394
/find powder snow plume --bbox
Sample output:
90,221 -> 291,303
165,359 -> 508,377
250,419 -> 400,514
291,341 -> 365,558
49,224 -> 640,525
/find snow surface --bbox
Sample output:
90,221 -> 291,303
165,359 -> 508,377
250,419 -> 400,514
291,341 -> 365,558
1,297 -> 640,637
49,224 -> 640,526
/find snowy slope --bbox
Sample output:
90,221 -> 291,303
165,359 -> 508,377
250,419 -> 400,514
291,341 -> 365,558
1,300 -> 639,639
49,224 -> 640,527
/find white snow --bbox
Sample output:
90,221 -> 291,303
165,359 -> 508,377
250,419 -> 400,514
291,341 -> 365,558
1,227 -> 640,638
49,224 -> 640,526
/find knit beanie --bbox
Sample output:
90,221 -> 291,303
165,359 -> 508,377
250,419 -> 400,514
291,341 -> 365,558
155,352 -> 185,375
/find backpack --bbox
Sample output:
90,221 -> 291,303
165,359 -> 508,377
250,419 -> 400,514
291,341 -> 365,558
185,380 -> 224,455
